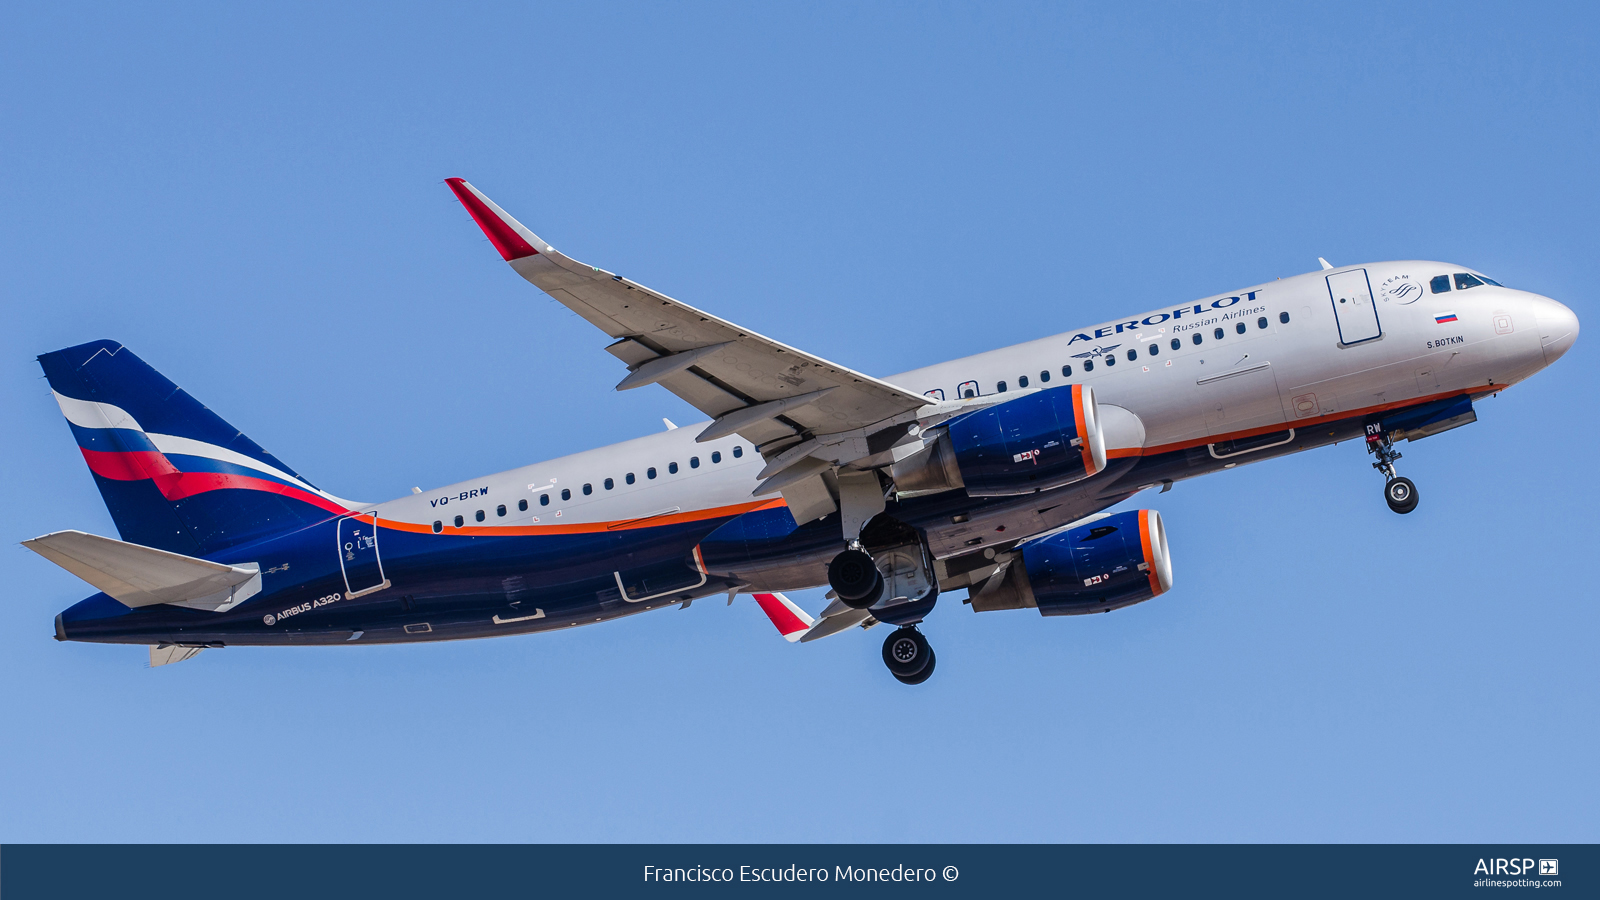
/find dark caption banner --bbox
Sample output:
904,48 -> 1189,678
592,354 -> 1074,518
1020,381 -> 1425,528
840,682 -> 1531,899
2,844 -> 1593,898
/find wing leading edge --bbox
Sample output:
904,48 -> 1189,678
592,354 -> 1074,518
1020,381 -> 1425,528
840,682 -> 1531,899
445,178 -> 935,523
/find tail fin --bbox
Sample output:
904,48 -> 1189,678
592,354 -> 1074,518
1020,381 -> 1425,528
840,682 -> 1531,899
38,340 -> 356,557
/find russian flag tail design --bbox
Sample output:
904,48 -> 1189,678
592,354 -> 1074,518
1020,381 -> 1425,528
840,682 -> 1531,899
752,592 -> 815,642
37,340 -> 356,558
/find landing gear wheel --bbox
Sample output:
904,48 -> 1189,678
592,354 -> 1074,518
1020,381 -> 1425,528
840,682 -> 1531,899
1385,476 -> 1419,514
882,627 -> 932,678
893,648 -> 936,685
830,548 -> 884,610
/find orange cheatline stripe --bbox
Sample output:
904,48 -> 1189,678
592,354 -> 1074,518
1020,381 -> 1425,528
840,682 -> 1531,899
376,497 -> 787,536
1138,509 -> 1162,596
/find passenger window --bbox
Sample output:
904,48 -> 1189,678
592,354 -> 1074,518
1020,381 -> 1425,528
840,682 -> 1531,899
1279,311 -> 1290,324
1148,343 -> 1159,356
518,499 -> 528,511
690,456 -> 700,469
669,462 -> 679,474
603,478 -> 614,490
711,451 -> 721,463
540,493 -> 549,506
997,380 -> 1008,392
1060,365 -> 1072,377
561,488 -> 571,501
1170,338 -> 1180,350
647,467 -> 657,479
454,515 -> 464,528
1430,275 -> 1451,293
582,483 -> 593,495
1104,353 -> 1116,366
1235,322 -> 1246,334
1039,369 -> 1050,383
1214,327 -> 1224,340
1018,375 -> 1029,388
432,520 -> 442,533
1455,273 -> 1484,290
1126,349 -> 1137,361
626,472 -> 635,484
475,509 -> 485,522
732,446 -> 743,458
1257,317 -> 1267,329
1192,333 -> 1203,345
496,504 -> 506,517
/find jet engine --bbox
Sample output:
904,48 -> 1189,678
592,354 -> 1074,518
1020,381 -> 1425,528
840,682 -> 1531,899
892,384 -> 1108,497
970,509 -> 1173,616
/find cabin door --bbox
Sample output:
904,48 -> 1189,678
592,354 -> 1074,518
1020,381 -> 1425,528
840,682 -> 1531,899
1327,268 -> 1382,345
337,512 -> 391,598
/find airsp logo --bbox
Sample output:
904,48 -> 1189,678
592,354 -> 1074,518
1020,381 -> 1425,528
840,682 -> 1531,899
263,614 -> 276,626
1381,274 -> 1423,304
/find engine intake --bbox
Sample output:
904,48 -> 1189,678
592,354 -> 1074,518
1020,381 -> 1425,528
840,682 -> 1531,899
971,509 -> 1173,615
895,384 -> 1107,498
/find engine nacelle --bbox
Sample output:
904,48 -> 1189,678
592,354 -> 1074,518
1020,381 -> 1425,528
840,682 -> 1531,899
899,384 -> 1104,498
971,509 -> 1173,616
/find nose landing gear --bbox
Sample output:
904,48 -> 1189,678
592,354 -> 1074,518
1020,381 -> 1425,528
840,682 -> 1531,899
883,627 -> 936,684
1384,476 -> 1419,514
1367,424 -> 1420,514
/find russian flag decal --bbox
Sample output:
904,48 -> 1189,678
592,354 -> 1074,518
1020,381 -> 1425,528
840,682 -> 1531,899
1435,311 -> 1458,324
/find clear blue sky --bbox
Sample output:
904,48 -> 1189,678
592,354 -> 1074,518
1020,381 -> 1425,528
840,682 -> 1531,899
2,2 -> 1595,842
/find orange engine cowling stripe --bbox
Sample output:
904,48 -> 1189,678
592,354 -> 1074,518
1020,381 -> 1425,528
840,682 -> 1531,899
1138,509 -> 1162,596
1072,384 -> 1094,474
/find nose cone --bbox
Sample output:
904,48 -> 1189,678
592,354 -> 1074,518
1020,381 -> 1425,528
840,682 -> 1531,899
1534,297 -> 1580,365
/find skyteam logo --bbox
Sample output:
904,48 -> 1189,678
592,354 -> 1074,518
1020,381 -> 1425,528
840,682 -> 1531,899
1381,273 -> 1423,304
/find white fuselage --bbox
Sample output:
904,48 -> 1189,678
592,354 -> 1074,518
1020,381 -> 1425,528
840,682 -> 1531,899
372,261 -> 1575,555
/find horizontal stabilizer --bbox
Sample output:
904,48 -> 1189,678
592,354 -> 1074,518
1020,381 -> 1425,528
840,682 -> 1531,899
150,645 -> 205,667
25,530 -> 260,612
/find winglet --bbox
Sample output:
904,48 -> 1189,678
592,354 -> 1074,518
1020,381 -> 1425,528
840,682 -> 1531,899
445,178 -> 543,261
752,592 -> 814,642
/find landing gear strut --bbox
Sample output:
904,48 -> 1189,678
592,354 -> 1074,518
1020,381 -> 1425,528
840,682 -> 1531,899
1367,425 -> 1419,514
828,546 -> 883,609
883,627 -> 936,684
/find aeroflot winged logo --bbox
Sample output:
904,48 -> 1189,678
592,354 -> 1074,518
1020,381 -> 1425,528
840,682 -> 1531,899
1071,344 -> 1121,359
1066,291 -> 1263,344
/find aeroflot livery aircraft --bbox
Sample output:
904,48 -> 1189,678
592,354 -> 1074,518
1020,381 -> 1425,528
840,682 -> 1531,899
28,179 -> 1579,681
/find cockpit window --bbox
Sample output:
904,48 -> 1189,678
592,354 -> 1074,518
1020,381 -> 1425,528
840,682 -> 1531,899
1454,273 -> 1485,290
1430,275 -> 1451,293
1479,275 -> 1503,286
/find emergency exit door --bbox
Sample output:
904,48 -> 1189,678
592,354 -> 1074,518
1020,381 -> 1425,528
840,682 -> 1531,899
1327,268 -> 1382,345
337,512 -> 390,598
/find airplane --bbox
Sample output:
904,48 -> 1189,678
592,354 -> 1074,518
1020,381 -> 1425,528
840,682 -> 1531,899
26,178 -> 1579,681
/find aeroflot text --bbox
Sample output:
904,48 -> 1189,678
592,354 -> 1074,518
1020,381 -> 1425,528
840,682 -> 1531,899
642,865 -> 943,883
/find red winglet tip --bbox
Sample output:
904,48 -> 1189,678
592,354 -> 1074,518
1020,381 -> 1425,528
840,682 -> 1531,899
445,178 -> 539,261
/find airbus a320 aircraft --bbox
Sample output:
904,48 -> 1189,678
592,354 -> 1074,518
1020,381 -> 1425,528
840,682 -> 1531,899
28,179 -> 1579,681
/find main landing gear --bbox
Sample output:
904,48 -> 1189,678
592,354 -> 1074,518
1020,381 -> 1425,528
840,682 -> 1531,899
827,541 -> 938,684
883,627 -> 936,685
1367,425 -> 1420,514
828,546 -> 883,609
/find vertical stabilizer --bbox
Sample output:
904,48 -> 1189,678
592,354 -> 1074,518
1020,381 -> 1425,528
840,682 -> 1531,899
38,340 -> 357,556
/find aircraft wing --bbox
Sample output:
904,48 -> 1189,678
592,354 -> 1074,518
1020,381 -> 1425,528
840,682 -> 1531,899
447,178 -> 934,521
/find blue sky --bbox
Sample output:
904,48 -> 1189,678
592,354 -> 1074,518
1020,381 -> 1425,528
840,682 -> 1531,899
2,2 -> 1595,842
